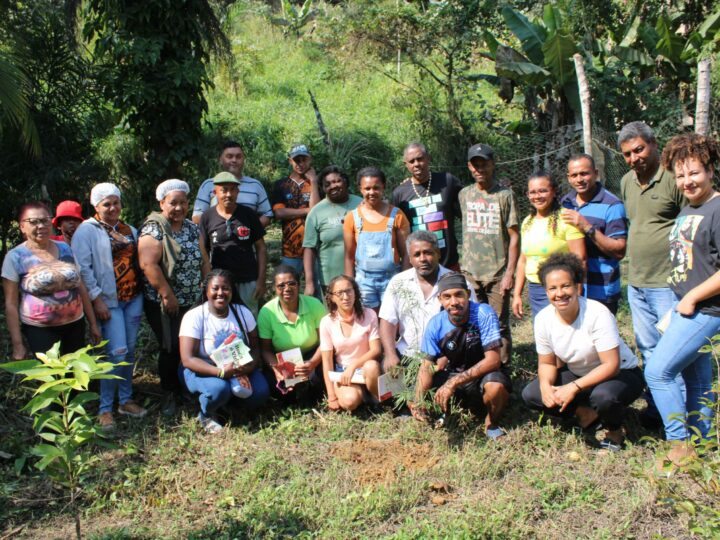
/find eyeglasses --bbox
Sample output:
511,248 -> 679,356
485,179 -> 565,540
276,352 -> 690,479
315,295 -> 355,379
276,280 -> 298,290
527,189 -> 552,197
22,218 -> 51,226
331,288 -> 354,297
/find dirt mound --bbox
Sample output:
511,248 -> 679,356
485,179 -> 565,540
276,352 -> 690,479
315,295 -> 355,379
330,438 -> 440,485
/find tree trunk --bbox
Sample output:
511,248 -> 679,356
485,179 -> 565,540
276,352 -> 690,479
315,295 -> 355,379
695,58 -> 711,136
573,54 -> 592,156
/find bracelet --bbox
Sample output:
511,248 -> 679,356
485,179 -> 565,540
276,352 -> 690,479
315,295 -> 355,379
572,380 -> 582,391
218,367 -> 225,379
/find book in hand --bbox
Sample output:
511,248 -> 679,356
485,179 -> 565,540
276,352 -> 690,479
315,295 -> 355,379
210,333 -> 253,368
275,347 -> 306,387
328,370 -> 366,385
329,367 -> 406,402
377,369 -> 406,402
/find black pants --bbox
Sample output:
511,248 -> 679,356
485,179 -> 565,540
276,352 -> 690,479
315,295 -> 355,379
22,318 -> 86,357
522,367 -> 644,430
433,369 -> 513,412
144,300 -> 189,394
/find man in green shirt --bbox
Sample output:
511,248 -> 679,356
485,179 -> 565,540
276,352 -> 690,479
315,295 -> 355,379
619,121 -> 685,426
302,166 -> 362,297
459,143 -> 520,365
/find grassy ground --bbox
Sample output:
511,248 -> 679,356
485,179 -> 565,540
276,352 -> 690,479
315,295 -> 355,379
0,229 -> 703,540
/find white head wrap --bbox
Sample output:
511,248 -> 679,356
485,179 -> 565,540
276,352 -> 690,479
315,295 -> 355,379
156,179 -> 190,201
90,183 -> 122,206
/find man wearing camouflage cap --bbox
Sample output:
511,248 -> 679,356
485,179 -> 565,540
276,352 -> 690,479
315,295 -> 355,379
458,143 -> 519,366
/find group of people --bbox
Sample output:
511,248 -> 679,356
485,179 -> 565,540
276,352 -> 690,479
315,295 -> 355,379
3,124 -> 718,463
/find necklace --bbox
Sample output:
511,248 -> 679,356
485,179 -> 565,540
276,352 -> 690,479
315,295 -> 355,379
408,174 -> 432,201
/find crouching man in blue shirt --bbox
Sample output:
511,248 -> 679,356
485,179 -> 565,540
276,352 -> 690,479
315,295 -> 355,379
410,272 -> 512,440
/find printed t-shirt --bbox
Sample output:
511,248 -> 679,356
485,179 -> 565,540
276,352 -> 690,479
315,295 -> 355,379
521,213 -> 585,283
179,302 -> 256,361
98,218 -> 140,301
1,240 -> 83,327
459,182 -> 518,282
192,176 -> 273,221
302,195 -> 362,286
668,195 -> 720,316
257,294 -> 327,355
378,266 -> 478,356
421,301 -> 502,372
392,172 -> 463,267
271,176 -> 312,258
200,205 -> 265,283
621,167 -> 685,288
139,219 -> 203,307
319,307 -> 379,368
560,185 -> 628,302
534,297 -> 638,376
342,205 -> 410,265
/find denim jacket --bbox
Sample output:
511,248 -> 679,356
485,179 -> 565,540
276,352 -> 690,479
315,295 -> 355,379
72,217 -> 138,308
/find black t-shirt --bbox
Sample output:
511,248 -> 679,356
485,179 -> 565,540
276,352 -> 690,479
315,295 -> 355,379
391,171 -> 463,267
200,205 -> 265,283
668,195 -> 720,316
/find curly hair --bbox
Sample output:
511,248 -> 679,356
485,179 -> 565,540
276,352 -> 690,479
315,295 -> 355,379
324,274 -> 365,322
661,133 -> 720,172
522,171 -> 561,237
538,253 -> 585,288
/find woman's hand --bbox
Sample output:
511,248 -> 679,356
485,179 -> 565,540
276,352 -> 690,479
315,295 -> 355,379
328,396 -> 341,411
161,292 -> 179,317
253,282 -> 267,301
11,342 -> 28,361
339,367 -> 355,387
89,323 -> 102,345
512,294 -> 524,319
676,293 -> 698,316
539,383 -> 561,409
221,362 -> 236,379
294,361 -> 314,380
92,297 -> 111,321
551,383 -> 580,412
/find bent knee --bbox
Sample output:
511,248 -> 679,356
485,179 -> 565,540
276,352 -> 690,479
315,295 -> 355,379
483,381 -> 509,399
363,360 -> 381,377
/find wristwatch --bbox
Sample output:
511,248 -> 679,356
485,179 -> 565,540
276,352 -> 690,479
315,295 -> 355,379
586,225 -> 597,238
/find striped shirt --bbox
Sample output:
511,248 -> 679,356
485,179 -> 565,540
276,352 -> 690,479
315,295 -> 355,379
192,176 -> 273,220
560,184 -> 627,302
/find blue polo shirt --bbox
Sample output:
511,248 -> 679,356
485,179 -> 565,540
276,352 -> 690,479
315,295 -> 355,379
560,184 -> 627,302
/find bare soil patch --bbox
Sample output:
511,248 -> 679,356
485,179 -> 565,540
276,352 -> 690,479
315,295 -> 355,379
330,438 -> 440,485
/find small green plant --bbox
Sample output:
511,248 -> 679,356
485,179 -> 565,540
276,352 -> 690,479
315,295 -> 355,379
271,0 -> 316,38
648,334 -> 720,538
1,342 -> 120,540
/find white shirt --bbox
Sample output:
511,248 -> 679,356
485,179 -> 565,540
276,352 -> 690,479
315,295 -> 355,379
378,265 -> 477,356
534,297 -> 638,376
179,302 -> 256,361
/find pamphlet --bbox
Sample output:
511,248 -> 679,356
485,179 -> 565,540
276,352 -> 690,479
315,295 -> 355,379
209,333 -> 253,368
655,309 -> 672,335
377,369 -> 406,402
276,347 -> 306,387
328,370 -> 366,385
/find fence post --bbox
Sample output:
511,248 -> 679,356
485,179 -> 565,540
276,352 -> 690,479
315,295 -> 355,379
573,53 -> 592,156
695,58 -> 712,136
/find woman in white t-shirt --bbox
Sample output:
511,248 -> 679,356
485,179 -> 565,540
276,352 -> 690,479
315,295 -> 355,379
179,269 -> 270,433
320,275 -> 381,411
521,253 -> 643,451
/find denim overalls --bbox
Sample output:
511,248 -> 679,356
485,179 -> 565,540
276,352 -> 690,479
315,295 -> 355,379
353,206 -> 400,308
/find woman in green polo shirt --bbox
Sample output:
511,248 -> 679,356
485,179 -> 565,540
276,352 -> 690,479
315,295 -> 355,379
258,264 -> 327,399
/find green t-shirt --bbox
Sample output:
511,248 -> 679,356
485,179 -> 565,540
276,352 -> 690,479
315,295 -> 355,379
459,182 -> 519,281
620,167 -> 685,288
302,195 -> 362,286
257,294 -> 327,354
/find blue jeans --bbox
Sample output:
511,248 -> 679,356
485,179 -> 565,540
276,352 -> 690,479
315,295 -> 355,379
99,294 -> 144,414
528,282 -> 549,320
627,286 -> 677,362
356,267 -> 395,308
645,309 -> 720,441
183,368 -> 270,416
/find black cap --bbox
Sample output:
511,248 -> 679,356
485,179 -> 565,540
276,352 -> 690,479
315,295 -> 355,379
467,143 -> 495,161
437,272 -> 469,294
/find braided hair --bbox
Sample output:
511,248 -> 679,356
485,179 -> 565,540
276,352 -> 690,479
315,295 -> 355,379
521,171 -> 561,237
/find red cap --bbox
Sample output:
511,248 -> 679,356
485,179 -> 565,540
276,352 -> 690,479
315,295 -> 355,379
52,200 -> 84,228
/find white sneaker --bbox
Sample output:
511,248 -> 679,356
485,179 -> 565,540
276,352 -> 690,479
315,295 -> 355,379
198,413 -> 223,434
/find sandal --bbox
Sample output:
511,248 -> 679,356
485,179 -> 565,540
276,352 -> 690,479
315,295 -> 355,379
599,437 -> 625,452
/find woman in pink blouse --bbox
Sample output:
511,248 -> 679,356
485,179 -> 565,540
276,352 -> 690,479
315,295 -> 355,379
319,275 -> 382,411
